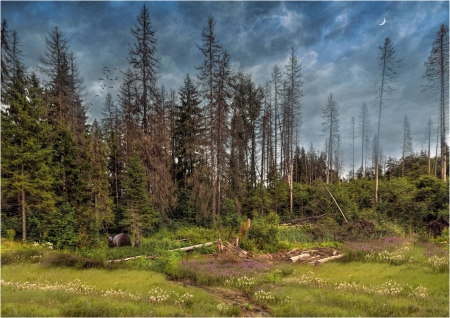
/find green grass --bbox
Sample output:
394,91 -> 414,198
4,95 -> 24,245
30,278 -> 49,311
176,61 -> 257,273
1,263 -> 224,317
249,254 -> 448,317
2,235 -> 448,317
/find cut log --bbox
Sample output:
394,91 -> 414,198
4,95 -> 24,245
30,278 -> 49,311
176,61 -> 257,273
313,253 -> 345,265
169,241 -> 216,252
290,253 -> 311,262
107,255 -> 157,263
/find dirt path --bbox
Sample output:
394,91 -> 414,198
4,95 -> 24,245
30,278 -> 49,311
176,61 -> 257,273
170,280 -> 271,317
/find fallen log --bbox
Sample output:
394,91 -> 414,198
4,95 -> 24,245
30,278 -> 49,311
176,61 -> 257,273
290,253 -> 311,262
107,255 -> 157,263
311,253 -> 345,265
224,241 -> 248,257
286,247 -> 300,255
169,241 -> 216,252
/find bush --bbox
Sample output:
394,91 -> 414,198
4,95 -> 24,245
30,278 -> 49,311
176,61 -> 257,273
243,212 -> 281,252
40,251 -> 105,269
5,229 -> 16,241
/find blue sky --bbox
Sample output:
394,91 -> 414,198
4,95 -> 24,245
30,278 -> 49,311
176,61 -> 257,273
2,1 -> 448,174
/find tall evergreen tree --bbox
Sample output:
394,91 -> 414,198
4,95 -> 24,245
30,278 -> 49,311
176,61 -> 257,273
1,68 -> 55,241
1,19 -> 12,98
173,74 -> 203,188
80,120 -> 113,245
128,4 -> 159,134
101,93 -> 124,206
38,26 -> 72,121
120,151 -> 157,238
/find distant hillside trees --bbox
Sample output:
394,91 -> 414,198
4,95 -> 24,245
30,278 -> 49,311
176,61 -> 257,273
1,13 -> 448,246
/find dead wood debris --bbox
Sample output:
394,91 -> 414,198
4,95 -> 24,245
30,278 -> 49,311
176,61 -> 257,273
287,247 -> 344,265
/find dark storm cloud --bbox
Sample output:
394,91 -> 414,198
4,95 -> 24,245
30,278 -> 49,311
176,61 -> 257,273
1,1 -> 448,174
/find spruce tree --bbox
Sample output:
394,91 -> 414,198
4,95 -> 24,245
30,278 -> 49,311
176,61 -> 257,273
120,151 -> 158,238
128,4 -> 159,134
1,68 -> 55,241
173,74 -> 203,188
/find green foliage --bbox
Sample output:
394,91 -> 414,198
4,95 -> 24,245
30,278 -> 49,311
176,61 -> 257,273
120,151 -> 158,237
45,203 -> 80,250
40,251 -> 104,269
1,71 -> 56,242
6,229 -> 16,241
244,211 -> 281,252
173,187 -> 196,225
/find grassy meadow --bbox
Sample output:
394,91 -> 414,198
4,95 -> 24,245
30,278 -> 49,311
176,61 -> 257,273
2,230 -> 448,317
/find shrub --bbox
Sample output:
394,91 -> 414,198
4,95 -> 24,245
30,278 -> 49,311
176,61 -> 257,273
5,229 -> 16,241
1,248 -> 44,265
41,251 -> 104,269
244,211 -> 281,252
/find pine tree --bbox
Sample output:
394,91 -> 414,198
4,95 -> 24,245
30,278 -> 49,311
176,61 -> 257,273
120,151 -> 158,238
128,4 -> 159,134
1,67 -> 55,241
117,68 -> 140,161
76,120 -> 114,245
173,74 -> 203,189
101,93 -> 124,206
38,26 -> 72,121
1,19 -> 12,98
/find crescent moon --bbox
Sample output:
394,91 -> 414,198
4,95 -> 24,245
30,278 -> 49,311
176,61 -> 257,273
379,18 -> 386,26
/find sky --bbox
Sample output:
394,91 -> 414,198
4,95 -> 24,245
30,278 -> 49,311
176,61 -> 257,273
2,1 -> 449,175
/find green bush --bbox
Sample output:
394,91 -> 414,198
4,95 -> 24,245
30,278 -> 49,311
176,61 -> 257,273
244,211 -> 281,252
5,229 -> 16,241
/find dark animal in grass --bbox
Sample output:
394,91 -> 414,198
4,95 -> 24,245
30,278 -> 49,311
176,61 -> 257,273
428,216 -> 449,237
134,241 -> 140,247
108,233 -> 132,248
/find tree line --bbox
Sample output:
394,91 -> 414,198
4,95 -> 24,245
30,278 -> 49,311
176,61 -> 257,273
1,5 -> 448,246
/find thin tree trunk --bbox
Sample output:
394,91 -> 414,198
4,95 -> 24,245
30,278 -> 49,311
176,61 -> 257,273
440,37 -> 447,182
21,162 -> 26,242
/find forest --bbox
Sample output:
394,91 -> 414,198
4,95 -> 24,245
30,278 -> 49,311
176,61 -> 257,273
1,4 -> 449,248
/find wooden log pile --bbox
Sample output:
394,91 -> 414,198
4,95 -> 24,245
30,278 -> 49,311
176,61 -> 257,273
286,247 -> 345,266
